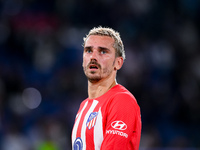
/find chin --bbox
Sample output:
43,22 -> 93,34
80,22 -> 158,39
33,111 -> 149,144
88,78 -> 101,83
86,75 -> 101,83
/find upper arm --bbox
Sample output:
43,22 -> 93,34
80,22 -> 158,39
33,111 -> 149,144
101,94 -> 141,150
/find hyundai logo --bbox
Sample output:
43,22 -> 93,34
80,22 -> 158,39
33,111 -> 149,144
111,121 -> 127,130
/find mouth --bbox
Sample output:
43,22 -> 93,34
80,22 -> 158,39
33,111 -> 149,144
87,62 -> 100,71
89,64 -> 98,70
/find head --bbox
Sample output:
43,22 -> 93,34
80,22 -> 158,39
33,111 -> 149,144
83,26 -> 125,60
82,26 -> 125,83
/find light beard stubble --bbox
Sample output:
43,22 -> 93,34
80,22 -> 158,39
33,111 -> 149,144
83,59 -> 116,83
83,67 -> 102,83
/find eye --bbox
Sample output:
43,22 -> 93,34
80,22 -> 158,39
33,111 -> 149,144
85,48 -> 92,53
87,49 -> 92,53
100,50 -> 107,54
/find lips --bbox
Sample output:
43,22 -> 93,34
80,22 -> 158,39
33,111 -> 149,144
89,64 -> 98,69
88,62 -> 100,70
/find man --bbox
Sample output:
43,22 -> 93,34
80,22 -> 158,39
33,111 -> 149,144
71,26 -> 141,150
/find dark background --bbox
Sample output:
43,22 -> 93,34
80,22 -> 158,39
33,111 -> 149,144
0,0 -> 200,149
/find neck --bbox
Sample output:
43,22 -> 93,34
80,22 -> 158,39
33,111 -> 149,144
88,78 -> 117,99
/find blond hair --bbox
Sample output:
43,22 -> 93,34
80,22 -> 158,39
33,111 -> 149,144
83,26 -> 125,60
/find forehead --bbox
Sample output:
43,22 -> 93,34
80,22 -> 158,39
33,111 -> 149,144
84,35 -> 114,48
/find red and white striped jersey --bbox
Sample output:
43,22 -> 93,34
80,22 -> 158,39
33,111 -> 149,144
71,84 -> 141,150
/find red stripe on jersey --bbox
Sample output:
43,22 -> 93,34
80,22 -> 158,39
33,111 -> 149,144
85,102 -> 102,150
76,100 -> 93,138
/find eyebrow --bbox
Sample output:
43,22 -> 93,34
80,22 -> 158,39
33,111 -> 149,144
84,46 -> 92,50
84,46 -> 110,51
98,46 -> 110,51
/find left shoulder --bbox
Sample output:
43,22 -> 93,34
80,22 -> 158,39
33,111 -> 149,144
106,84 -> 141,118
112,84 -> 136,100
109,84 -> 139,107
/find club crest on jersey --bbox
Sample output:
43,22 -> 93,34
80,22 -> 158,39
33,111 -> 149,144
86,112 -> 98,130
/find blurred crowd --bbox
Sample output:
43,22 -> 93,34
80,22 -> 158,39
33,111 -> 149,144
0,0 -> 200,149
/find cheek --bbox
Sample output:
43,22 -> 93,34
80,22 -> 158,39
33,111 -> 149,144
82,60 -> 87,68
83,58 -> 91,70
102,59 -> 114,69
82,55 -> 88,66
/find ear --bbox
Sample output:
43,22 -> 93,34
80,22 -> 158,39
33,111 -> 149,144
114,57 -> 124,70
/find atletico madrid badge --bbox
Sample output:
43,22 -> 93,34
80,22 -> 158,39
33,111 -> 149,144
86,112 -> 98,130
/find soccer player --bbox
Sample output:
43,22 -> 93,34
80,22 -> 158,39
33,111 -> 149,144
71,26 -> 141,150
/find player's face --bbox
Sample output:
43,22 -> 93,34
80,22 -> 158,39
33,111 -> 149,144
83,35 -> 118,83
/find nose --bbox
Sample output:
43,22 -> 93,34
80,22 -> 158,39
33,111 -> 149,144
90,50 -> 98,61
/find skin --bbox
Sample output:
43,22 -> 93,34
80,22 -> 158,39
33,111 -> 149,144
82,35 -> 124,99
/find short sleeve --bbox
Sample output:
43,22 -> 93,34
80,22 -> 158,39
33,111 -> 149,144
100,93 -> 141,150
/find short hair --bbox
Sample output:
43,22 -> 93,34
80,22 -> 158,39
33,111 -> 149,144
83,26 -> 125,60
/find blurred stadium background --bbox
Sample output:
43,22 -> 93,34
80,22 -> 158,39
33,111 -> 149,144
0,0 -> 200,149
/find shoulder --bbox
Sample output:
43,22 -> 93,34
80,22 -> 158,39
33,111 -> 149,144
104,84 -> 141,122
79,98 -> 89,108
111,84 -> 137,103
108,84 -> 140,110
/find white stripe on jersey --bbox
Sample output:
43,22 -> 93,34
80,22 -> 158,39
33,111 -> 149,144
81,100 -> 99,150
72,101 -> 88,147
94,108 -> 103,150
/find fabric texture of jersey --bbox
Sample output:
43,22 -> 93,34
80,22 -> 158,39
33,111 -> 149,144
71,84 -> 141,150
